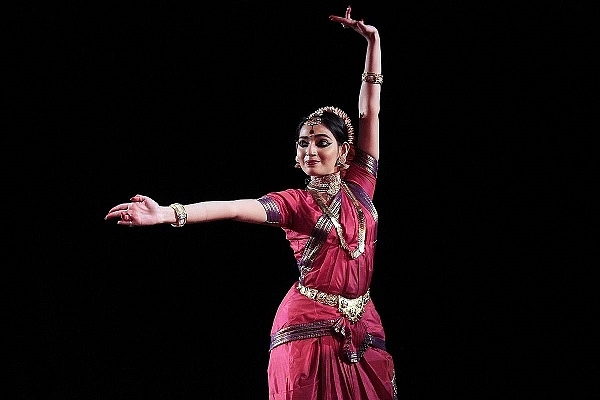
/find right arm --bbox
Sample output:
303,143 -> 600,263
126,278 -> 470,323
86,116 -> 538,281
104,194 -> 267,227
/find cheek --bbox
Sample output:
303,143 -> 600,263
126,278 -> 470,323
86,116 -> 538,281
319,149 -> 339,162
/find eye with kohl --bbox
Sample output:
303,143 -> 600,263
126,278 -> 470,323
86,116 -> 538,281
297,136 -> 335,148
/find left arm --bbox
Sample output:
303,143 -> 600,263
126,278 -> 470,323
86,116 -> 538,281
330,6 -> 382,160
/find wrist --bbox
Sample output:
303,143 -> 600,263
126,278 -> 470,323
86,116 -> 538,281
160,205 -> 178,225
168,203 -> 187,227
366,30 -> 379,43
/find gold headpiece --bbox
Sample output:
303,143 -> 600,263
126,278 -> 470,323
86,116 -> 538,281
304,106 -> 355,145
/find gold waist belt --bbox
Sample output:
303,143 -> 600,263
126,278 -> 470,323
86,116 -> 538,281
297,282 -> 370,323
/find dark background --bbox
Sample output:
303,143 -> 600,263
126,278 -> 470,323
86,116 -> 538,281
9,0 -> 596,399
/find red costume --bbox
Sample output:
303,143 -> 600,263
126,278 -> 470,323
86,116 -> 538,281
258,148 -> 397,400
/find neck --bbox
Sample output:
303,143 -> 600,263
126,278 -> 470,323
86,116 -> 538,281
307,172 -> 342,201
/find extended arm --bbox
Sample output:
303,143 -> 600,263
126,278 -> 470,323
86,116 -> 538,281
104,194 -> 267,227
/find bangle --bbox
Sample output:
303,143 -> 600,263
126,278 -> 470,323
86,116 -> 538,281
169,203 -> 187,227
361,72 -> 383,85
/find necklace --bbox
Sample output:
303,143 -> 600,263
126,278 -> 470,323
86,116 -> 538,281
309,181 -> 366,259
306,173 -> 342,204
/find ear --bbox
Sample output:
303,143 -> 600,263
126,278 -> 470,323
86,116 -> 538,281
340,141 -> 350,157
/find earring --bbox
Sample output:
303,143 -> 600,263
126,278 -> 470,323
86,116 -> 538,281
336,156 -> 349,170
294,157 -> 301,168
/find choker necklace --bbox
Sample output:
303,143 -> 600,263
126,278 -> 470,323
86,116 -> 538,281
308,178 -> 366,259
306,173 -> 342,203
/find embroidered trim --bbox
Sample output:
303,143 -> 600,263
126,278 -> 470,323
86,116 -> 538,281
269,320 -> 387,364
269,320 -> 337,350
345,181 -> 378,222
257,196 -> 281,224
353,148 -> 378,178
298,217 -> 329,280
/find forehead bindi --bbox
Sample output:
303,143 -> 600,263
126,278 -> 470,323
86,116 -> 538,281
299,125 -> 333,139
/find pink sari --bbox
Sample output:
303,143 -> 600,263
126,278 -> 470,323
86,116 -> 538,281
259,149 -> 397,400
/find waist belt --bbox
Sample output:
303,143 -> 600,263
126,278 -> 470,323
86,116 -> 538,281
297,282 -> 370,323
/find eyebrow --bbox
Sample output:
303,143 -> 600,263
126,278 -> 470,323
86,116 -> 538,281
298,133 -> 333,139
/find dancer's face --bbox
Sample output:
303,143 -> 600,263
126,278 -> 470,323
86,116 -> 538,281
296,124 -> 345,177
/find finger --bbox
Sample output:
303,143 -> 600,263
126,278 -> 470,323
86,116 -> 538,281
104,211 -> 119,220
130,194 -> 145,202
104,208 -> 126,220
107,202 -> 130,213
345,5 -> 351,19
329,16 -> 352,29
329,15 -> 350,23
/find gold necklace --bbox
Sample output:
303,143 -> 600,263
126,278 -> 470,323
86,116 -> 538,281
307,173 -> 342,203
309,182 -> 366,259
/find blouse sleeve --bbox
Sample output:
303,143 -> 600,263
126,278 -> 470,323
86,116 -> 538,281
257,189 -> 320,237
344,147 -> 378,198
257,189 -> 303,228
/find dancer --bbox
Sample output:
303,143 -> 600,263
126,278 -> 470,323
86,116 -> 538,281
105,6 -> 396,399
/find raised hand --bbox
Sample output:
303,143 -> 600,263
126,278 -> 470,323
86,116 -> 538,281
329,5 -> 378,39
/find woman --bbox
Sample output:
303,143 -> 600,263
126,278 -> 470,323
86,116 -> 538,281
105,6 -> 396,400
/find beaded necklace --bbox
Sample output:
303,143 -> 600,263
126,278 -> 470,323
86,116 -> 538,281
307,174 -> 365,259
306,173 -> 342,204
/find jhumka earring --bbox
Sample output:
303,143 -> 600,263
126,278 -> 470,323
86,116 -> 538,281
336,155 -> 350,170
294,156 -> 301,168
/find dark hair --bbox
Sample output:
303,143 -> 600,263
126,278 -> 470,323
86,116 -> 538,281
295,110 -> 349,145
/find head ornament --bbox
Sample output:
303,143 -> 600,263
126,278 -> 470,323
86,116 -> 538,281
305,106 -> 355,145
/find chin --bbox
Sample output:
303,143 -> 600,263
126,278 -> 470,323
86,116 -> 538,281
302,163 -> 335,175
305,169 -> 334,177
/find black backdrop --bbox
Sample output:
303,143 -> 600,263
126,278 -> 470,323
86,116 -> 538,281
9,0 -> 596,399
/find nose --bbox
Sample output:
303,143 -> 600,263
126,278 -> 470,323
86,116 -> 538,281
306,141 -> 317,156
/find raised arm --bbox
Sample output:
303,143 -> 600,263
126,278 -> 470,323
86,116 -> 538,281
329,6 -> 382,160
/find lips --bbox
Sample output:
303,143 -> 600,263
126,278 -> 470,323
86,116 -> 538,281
304,160 -> 319,166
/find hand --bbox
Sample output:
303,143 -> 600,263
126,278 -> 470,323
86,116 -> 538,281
329,5 -> 378,39
104,194 -> 161,227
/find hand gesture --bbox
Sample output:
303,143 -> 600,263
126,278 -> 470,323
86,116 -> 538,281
329,5 -> 378,40
104,194 -> 162,227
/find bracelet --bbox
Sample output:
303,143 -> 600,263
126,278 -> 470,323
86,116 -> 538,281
169,203 -> 187,227
361,72 -> 383,85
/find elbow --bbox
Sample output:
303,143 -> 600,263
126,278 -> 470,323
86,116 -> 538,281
359,105 -> 381,119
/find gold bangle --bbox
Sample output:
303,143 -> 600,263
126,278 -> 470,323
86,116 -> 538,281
361,72 -> 383,85
169,203 -> 187,227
